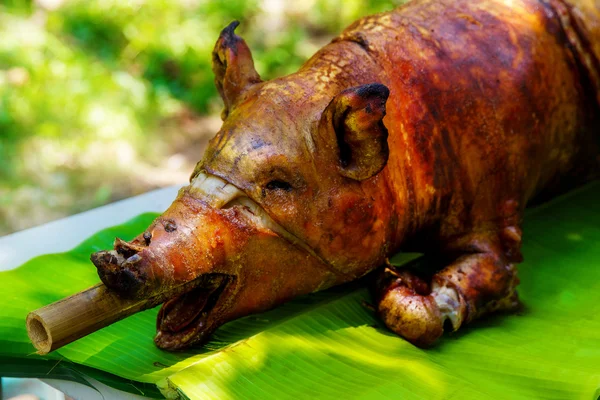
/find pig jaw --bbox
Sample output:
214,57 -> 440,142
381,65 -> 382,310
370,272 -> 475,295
91,172 -> 335,350
154,273 -> 235,350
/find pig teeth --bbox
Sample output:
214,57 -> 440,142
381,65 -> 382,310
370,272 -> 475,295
189,172 -> 244,208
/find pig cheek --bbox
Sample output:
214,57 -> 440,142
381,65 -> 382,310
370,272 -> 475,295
229,232 -> 335,319
318,193 -> 382,265
261,191 -> 307,233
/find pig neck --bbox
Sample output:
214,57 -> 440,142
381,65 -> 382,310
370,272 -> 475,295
299,39 -> 386,96
381,123 -> 449,251
298,39 -> 444,254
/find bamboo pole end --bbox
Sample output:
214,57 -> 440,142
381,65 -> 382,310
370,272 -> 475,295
26,312 -> 52,355
25,281 -> 193,354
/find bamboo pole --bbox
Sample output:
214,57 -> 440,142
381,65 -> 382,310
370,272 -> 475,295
26,282 -> 192,354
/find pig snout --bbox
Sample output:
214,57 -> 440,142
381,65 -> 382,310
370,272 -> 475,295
91,172 -> 246,299
92,237 -> 155,298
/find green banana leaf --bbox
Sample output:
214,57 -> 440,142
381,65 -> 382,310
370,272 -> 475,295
1,183 -> 599,399
0,214 -> 383,396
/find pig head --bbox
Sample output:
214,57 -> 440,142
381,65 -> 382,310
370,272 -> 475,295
91,22 -> 397,350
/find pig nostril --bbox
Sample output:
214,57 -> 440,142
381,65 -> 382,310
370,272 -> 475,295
91,251 -> 117,270
143,231 -> 152,245
114,269 -> 144,297
124,254 -> 142,265
96,261 -> 145,298
114,237 -> 143,258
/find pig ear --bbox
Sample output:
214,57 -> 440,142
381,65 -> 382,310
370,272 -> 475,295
212,21 -> 262,120
324,83 -> 390,181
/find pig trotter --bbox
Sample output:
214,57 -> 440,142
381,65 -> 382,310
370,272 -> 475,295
374,267 -> 444,347
374,237 -> 521,347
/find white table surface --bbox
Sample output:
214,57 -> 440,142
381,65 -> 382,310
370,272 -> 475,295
0,185 -> 183,400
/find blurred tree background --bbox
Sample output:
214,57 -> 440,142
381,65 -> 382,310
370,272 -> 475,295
0,0 -> 403,235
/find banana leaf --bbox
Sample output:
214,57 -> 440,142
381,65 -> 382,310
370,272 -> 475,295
0,215 -> 378,396
1,183 -> 599,399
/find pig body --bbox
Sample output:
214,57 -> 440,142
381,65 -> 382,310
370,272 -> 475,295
93,0 -> 600,349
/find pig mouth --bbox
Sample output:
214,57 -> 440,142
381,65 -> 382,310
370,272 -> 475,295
154,273 -> 235,350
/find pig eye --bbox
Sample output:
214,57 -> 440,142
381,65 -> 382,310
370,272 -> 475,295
265,180 -> 293,192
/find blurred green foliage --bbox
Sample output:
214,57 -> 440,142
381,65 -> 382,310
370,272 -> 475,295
0,0 -> 403,235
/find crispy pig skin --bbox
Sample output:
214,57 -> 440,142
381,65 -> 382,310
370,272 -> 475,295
93,0 -> 600,349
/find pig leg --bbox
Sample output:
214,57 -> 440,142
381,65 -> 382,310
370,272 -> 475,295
373,229 -> 522,347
